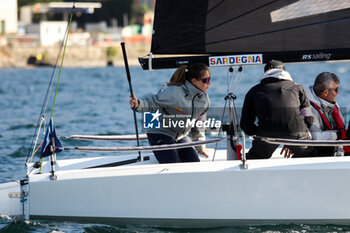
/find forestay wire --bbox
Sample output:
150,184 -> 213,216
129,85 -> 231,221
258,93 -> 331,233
50,4 -> 75,118
25,3 -> 76,166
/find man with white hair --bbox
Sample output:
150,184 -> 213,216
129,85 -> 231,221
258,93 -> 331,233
304,72 -> 350,156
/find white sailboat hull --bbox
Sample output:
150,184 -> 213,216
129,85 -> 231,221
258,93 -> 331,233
28,152 -> 350,226
0,182 -> 21,218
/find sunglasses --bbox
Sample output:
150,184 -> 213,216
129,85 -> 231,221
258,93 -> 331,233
201,77 -> 211,84
328,87 -> 339,92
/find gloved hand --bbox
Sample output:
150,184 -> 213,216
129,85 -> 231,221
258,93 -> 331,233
337,128 -> 347,140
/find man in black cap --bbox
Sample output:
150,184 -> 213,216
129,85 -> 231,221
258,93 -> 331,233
240,60 -> 313,159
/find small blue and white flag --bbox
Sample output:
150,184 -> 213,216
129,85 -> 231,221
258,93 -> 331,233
40,118 -> 63,158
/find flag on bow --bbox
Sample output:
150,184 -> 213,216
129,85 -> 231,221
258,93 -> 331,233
40,118 -> 63,158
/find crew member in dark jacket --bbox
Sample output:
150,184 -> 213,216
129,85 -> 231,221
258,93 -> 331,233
240,60 -> 313,159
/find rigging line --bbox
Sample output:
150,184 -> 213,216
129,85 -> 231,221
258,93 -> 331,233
206,15 -> 350,45
28,116 -> 46,164
212,100 -> 227,162
50,3 -> 75,117
213,67 -> 235,161
25,3 -> 76,164
232,72 -> 243,134
231,98 -> 240,138
229,67 -> 242,126
27,139 -> 45,176
232,66 -> 243,93
227,67 -> 235,94
231,69 -> 239,93
38,3 -> 75,174
26,48 -> 65,164
205,0 -> 279,32
26,115 -> 44,164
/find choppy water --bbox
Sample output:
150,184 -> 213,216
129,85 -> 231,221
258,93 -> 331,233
1,62 -> 350,232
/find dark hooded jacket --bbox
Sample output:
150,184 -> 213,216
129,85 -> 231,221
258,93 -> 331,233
240,69 -> 311,139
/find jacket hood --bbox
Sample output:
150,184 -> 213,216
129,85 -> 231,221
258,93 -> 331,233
305,85 -> 336,113
160,80 -> 206,99
183,80 -> 206,98
262,69 -> 293,81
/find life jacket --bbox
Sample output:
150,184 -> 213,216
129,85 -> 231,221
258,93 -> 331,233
310,101 -> 350,153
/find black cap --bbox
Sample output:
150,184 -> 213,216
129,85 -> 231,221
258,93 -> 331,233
264,60 -> 285,72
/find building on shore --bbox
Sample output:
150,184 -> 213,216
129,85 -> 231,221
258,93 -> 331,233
0,0 -> 18,34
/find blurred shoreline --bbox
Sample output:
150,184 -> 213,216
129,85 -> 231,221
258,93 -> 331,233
0,43 -> 150,68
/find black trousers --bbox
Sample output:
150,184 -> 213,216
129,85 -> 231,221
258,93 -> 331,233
247,137 -> 314,159
147,133 -> 200,164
